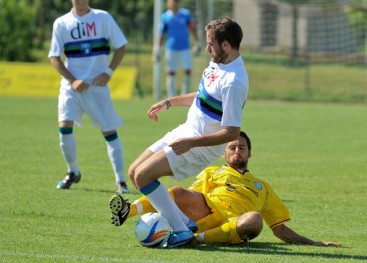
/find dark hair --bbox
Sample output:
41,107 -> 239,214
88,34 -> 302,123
239,131 -> 251,150
205,17 -> 243,50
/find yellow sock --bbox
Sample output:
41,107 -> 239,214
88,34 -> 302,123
202,220 -> 243,244
128,189 -> 175,218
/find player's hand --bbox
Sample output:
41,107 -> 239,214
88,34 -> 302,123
313,241 -> 342,247
71,79 -> 90,92
192,43 -> 202,56
147,100 -> 167,122
92,72 -> 110,86
169,138 -> 193,155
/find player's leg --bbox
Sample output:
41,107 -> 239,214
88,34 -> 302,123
102,129 -> 129,193
57,89 -> 82,189
171,186 -> 210,222
197,211 -> 263,244
85,86 -> 127,192
181,49 -> 192,95
235,211 -> 263,241
133,150 -> 194,247
165,49 -> 178,97
128,149 -> 154,188
57,120 -> 81,189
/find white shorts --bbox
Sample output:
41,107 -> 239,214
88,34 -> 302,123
148,125 -> 218,180
58,84 -> 123,131
165,49 -> 192,72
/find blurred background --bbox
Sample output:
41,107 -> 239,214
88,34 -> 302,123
0,0 -> 366,102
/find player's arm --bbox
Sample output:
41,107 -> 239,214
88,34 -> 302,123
109,45 -> 126,71
147,93 -> 196,122
272,224 -> 342,247
50,56 -> 89,92
50,56 -> 75,84
92,45 -> 126,86
169,126 -> 240,155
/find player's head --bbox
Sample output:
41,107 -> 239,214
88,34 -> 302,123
71,0 -> 90,15
205,17 -> 243,50
167,0 -> 179,11
205,17 -> 243,63
223,131 -> 251,170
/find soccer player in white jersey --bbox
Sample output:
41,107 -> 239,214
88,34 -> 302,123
48,0 -> 129,193
109,17 -> 248,248
153,0 -> 201,96
110,131 -> 342,247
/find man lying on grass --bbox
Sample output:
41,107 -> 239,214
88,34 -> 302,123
109,131 -> 341,247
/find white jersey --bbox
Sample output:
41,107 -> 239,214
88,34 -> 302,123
181,56 -> 248,163
48,8 -> 128,86
148,56 -> 248,179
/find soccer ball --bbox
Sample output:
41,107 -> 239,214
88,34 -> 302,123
134,212 -> 171,248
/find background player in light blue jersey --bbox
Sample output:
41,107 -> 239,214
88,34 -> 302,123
48,0 -> 129,193
154,0 -> 201,97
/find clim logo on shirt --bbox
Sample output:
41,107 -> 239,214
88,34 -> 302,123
70,22 -> 97,39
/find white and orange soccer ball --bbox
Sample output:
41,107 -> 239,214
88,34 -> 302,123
134,212 -> 171,248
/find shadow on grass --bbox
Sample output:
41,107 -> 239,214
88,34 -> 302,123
77,187 -> 142,197
181,242 -> 365,261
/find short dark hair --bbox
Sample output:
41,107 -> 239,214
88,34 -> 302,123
239,131 -> 251,150
205,17 -> 243,50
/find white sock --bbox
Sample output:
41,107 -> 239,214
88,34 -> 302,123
59,133 -> 79,174
175,205 -> 189,225
143,182 -> 188,232
197,233 -> 205,244
166,75 -> 176,97
133,200 -> 144,215
106,137 -> 125,183
181,75 -> 191,95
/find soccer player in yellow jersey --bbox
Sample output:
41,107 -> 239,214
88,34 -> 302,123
110,131 -> 341,247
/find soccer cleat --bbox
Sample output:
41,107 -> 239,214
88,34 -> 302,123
167,230 -> 195,248
56,172 -> 81,189
187,219 -> 198,233
116,181 -> 129,193
109,194 -> 131,227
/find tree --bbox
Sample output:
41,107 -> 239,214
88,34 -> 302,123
346,0 -> 367,62
0,0 -> 40,61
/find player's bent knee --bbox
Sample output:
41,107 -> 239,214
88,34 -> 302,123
170,185 -> 185,196
237,211 -> 263,241
127,166 -> 135,182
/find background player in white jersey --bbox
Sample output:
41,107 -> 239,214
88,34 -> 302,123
48,0 -> 129,193
110,131 -> 342,248
154,0 -> 201,96
110,17 -> 248,248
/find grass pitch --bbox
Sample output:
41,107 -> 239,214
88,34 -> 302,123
0,96 -> 366,262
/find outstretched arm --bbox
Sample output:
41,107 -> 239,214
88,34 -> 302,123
272,224 -> 342,247
147,92 -> 196,122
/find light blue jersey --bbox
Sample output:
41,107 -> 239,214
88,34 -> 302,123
160,8 -> 194,51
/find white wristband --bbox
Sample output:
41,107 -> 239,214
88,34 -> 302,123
104,67 -> 114,77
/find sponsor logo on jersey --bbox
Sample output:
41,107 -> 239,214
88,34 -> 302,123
71,22 -> 97,39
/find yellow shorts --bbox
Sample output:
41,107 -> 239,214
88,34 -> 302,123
196,195 -> 237,232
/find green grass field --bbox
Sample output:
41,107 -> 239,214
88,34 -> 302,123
0,96 -> 366,262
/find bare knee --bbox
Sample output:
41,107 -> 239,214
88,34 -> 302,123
127,165 -> 136,184
171,186 -> 185,195
236,211 -> 263,241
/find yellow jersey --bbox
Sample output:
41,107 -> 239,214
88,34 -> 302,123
189,165 -> 290,228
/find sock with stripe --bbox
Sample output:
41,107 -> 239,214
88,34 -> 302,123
105,132 -> 126,183
140,180 -> 188,232
59,127 -> 79,174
